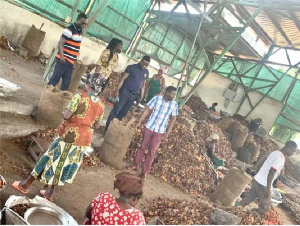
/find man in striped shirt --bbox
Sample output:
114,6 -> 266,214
48,13 -> 88,91
127,86 -> 178,179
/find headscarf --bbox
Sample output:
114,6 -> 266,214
206,133 -> 219,142
86,73 -> 106,93
114,171 -> 144,196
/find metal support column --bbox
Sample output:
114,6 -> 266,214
235,45 -> 275,115
178,5 -> 263,109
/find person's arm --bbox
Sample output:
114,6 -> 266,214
95,50 -> 110,73
159,78 -> 165,95
137,80 -> 146,103
62,94 -> 81,120
62,110 -> 73,120
163,115 -> 176,139
163,103 -> 178,139
264,168 -> 276,197
115,72 -> 129,97
59,27 -> 72,63
93,109 -> 104,129
136,106 -> 152,127
83,203 -> 92,224
137,96 -> 157,127
58,37 -> 68,63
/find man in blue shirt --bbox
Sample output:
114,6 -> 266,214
105,56 -> 150,132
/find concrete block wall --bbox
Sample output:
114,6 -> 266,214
194,72 -> 283,132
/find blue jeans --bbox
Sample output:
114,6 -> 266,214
105,87 -> 137,132
48,58 -> 73,91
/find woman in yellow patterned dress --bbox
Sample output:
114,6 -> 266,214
94,38 -> 123,92
10,74 -> 105,200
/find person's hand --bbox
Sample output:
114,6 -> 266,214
114,90 -> 119,98
137,96 -> 143,104
162,132 -> 169,140
136,122 -> 141,128
83,218 -> 90,225
60,56 -> 66,64
263,187 -> 271,198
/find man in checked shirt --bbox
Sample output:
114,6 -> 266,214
127,86 -> 178,180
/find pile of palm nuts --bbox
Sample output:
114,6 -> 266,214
142,198 -> 266,225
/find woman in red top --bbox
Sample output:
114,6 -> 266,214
84,171 -> 146,225
10,74 -> 105,200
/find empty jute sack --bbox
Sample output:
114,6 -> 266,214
231,129 -> 248,152
227,121 -> 243,136
247,141 -> 261,163
68,63 -> 88,94
98,118 -> 136,169
213,167 -> 252,207
22,25 -> 46,57
36,85 -> 73,128
237,147 -> 252,164
218,117 -> 233,131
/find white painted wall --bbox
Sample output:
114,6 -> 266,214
0,1 -> 282,131
195,72 -> 283,132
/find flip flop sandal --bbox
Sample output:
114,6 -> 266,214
126,166 -> 137,171
10,181 -> 29,194
40,189 -> 53,202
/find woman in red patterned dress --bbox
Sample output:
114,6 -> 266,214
84,171 -> 145,225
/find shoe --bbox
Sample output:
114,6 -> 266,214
140,173 -> 146,180
126,165 -> 137,171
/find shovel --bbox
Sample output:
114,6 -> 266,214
200,149 -> 219,184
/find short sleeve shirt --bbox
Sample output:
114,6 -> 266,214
96,49 -> 119,79
90,192 -> 146,225
145,96 -> 178,133
254,150 -> 285,186
56,23 -> 82,64
122,64 -> 149,93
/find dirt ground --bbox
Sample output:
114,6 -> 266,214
0,48 -> 298,224
0,49 -> 195,223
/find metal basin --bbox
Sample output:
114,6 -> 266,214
24,206 -> 68,225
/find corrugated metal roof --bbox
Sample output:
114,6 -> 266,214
245,6 -> 300,48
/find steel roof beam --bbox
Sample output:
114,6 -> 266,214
220,55 -> 300,68
235,5 -> 274,45
223,1 -> 300,11
265,10 -> 292,46
178,4 -> 263,109
289,11 -> 300,31
186,0 -> 213,22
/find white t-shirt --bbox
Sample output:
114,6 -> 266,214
254,150 -> 285,187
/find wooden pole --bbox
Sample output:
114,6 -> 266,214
83,0 -> 111,35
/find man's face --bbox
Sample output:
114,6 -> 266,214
158,69 -> 163,76
116,43 -> 123,53
286,146 -> 297,157
212,139 -> 218,144
139,60 -> 149,70
76,18 -> 88,29
165,90 -> 176,101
